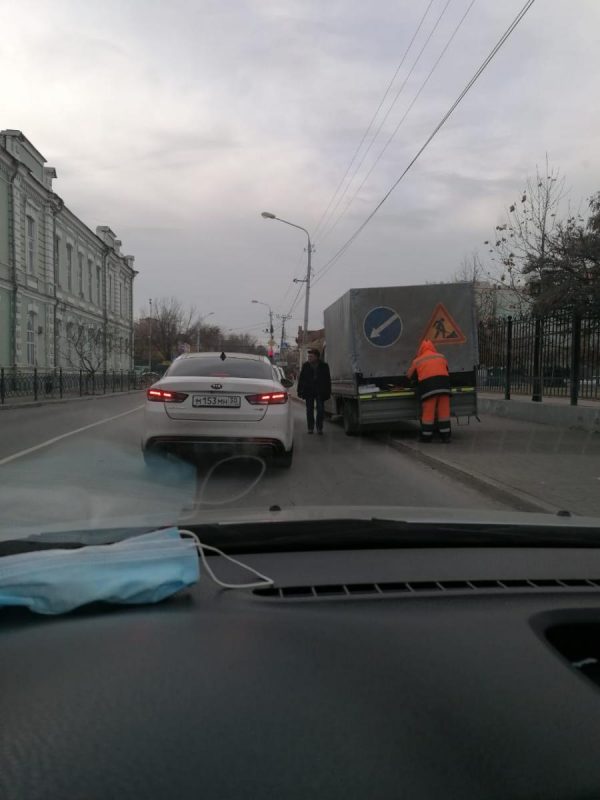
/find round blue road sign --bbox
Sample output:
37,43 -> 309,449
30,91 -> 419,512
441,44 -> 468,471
363,306 -> 403,348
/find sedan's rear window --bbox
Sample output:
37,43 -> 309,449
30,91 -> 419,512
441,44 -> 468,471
166,357 -> 273,379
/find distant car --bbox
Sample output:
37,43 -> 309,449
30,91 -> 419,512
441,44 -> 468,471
273,365 -> 287,385
141,352 -> 294,467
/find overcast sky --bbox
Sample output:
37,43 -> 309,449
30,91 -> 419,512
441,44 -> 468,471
2,0 -> 600,343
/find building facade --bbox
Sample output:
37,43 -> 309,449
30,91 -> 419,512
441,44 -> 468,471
0,130 -> 136,372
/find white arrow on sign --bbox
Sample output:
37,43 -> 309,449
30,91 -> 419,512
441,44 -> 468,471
370,312 -> 400,339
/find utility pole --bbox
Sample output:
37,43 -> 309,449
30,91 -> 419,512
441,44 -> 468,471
148,298 -> 152,372
277,313 -> 292,357
268,308 -> 274,342
195,312 -> 215,353
294,237 -> 313,367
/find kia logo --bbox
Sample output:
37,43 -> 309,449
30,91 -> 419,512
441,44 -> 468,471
211,383 -> 223,390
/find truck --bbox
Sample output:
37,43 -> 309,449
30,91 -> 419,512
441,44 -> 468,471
323,282 -> 478,435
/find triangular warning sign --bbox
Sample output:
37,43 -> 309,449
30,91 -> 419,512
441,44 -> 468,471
420,303 -> 466,345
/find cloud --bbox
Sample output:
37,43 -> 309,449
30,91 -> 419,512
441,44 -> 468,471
2,0 -> 600,332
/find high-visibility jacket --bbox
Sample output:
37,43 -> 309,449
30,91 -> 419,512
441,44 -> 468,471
407,340 -> 451,400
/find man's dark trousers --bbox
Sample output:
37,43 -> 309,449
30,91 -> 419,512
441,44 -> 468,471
305,395 -> 325,432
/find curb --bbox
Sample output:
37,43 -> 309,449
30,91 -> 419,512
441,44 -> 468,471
0,390 -> 144,411
293,392 -> 561,513
385,436 -> 562,514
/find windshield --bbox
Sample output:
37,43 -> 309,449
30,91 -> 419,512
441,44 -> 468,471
1,0 -> 600,545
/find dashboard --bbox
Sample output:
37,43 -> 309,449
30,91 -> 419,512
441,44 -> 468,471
3,544 -> 600,799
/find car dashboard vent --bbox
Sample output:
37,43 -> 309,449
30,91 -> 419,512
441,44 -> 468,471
253,578 -> 600,600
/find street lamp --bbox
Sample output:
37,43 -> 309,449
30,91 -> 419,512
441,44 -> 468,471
260,211 -> 312,366
196,311 -> 215,352
251,299 -> 274,341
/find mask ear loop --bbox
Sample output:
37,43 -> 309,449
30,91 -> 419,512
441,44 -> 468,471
179,529 -> 274,590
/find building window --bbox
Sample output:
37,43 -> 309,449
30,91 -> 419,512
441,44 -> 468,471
54,235 -> 60,283
66,322 -> 73,362
88,260 -> 93,301
96,266 -> 101,305
26,216 -> 35,273
78,253 -> 84,297
27,311 -> 36,365
67,244 -> 73,292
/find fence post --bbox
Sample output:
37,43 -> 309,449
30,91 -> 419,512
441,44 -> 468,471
79,370 -> 83,397
103,370 -> 107,394
59,368 -> 63,398
120,370 -> 123,392
532,317 -> 543,402
33,368 -> 38,401
504,316 -> 513,401
570,313 -> 581,406
112,371 -> 115,393
0,368 -> 4,405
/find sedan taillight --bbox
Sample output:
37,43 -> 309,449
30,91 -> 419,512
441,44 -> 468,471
146,388 -> 189,403
245,391 -> 288,405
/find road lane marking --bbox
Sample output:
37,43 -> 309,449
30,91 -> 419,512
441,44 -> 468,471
0,405 -> 144,466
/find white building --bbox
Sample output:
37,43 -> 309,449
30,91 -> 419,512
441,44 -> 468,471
0,130 -> 136,372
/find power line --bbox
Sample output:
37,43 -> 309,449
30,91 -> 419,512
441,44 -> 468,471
312,0 -> 536,289
286,280 -> 305,318
273,251 -> 306,310
319,0 -> 476,246
318,0 -> 453,245
312,0 -> 437,242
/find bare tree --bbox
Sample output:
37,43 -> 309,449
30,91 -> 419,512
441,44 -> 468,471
484,159 -> 566,310
537,191 -> 600,314
134,300 -> 268,366
62,321 -> 122,374
138,297 -> 197,363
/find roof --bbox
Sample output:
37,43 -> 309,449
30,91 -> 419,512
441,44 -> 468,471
174,352 -> 269,362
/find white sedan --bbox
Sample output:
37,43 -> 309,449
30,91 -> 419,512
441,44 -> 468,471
141,352 -> 295,467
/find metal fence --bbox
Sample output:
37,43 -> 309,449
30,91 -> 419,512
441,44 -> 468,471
0,368 -> 141,405
478,312 -> 600,403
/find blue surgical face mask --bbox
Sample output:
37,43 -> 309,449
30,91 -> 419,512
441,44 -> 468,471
0,528 -> 273,616
0,527 -> 199,615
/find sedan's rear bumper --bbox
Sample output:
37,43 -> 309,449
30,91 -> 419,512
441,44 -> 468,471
144,435 -> 289,456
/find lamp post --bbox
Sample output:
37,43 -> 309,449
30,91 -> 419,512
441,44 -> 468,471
251,299 -> 274,352
260,211 -> 313,366
196,311 -> 215,352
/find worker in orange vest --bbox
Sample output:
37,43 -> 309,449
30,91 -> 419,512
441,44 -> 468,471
407,339 -> 452,443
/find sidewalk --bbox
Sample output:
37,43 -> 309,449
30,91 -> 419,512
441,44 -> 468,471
0,389 -> 143,411
478,392 -> 600,433
388,413 -> 600,517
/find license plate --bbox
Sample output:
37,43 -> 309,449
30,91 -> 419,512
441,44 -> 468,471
192,393 -> 241,408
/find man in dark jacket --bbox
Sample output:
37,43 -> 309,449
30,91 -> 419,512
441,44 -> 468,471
297,348 -> 332,435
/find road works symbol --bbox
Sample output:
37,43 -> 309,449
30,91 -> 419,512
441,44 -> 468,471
420,303 -> 466,345
363,306 -> 403,348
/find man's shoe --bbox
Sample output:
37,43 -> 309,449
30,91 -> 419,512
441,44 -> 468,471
419,435 -> 433,443
317,429 -> 323,435
307,429 -> 314,434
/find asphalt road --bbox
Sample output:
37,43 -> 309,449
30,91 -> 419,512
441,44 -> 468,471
0,394 -> 508,537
